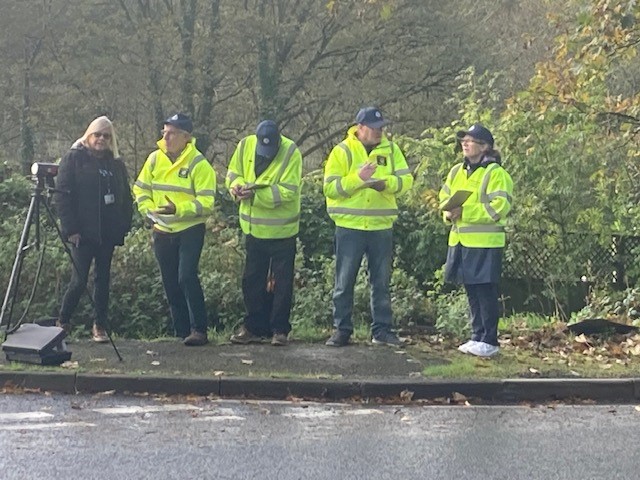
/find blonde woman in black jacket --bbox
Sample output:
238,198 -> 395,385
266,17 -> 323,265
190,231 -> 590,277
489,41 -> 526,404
55,116 -> 132,342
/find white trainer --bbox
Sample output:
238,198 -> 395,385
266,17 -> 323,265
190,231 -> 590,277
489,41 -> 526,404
457,340 -> 478,353
467,341 -> 499,357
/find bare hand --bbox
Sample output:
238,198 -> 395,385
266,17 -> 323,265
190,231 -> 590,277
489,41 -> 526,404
233,185 -> 254,200
155,195 -> 176,215
358,162 -> 377,181
68,233 -> 81,247
445,207 -> 462,221
367,180 -> 386,192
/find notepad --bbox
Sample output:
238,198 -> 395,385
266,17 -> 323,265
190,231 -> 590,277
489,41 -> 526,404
440,190 -> 472,211
147,212 -> 170,228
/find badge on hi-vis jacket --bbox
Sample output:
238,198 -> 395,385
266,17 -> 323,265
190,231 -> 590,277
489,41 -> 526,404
376,156 -> 387,166
178,168 -> 189,178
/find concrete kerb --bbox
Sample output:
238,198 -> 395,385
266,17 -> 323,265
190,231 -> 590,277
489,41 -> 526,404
4,371 -> 640,403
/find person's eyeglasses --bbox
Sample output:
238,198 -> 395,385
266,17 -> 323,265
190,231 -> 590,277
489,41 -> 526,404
93,132 -> 112,140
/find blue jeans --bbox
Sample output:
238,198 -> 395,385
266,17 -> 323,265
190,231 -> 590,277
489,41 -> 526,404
153,224 -> 207,337
332,227 -> 393,336
464,283 -> 499,346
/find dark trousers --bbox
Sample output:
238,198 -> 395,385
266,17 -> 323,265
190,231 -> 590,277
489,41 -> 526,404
153,224 -> 207,337
242,235 -> 296,336
464,283 -> 499,346
59,241 -> 115,327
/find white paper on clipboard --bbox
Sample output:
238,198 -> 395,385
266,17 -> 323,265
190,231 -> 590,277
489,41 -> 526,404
147,212 -> 171,228
440,190 -> 472,211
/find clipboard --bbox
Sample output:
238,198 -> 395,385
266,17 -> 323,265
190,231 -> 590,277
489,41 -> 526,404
440,190 -> 472,211
244,183 -> 270,190
146,212 -> 170,228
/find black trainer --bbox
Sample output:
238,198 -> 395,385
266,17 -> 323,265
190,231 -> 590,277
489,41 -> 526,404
325,330 -> 351,347
372,331 -> 403,347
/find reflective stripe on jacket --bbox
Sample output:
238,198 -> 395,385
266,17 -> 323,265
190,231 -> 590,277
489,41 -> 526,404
225,134 -> 302,239
439,159 -> 513,248
323,125 -> 413,231
133,138 -> 216,233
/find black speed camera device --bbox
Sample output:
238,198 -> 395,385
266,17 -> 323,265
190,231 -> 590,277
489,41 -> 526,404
30,162 -> 59,178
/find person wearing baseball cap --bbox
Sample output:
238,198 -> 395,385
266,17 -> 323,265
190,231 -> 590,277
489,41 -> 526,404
226,120 -> 302,347
133,113 -> 216,346
323,106 -> 413,348
439,123 -> 513,358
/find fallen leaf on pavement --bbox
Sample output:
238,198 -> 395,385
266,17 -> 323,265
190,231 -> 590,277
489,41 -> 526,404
529,367 -> 540,375
213,371 -> 225,376
146,350 -> 158,356
451,392 -> 467,403
151,361 -> 160,366
60,361 -> 78,369
95,390 -> 116,396
241,359 -> 254,365
400,389 -> 414,402
89,358 -> 106,363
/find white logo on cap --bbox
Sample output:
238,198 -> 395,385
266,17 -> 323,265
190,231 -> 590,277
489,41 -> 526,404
171,114 -> 179,120
263,138 -> 270,144
375,112 -> 381,118
469,125 -> 477,131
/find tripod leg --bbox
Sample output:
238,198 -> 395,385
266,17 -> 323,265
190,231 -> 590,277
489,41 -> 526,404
0,193 -> 39,333
42,200 -> 123,361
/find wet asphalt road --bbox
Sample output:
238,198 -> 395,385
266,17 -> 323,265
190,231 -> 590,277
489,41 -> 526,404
1,393 -> 639,479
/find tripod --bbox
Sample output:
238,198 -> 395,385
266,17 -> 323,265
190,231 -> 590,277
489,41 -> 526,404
0,171 -> 122,361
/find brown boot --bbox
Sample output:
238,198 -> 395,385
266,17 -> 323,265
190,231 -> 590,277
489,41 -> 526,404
183,330 -> 208,346
92,324 -> 108,343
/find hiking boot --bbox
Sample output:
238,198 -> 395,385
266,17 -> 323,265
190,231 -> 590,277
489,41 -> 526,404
183,330 -> 208,346
325,330 -> 351,347
230,326 -> 263,344
467,341 -> 499,357
55,320 -> 72,335
92,324 -> 109,343
457,340 -> 478,354
271,333 -> 289,346
372,331 -> 403,347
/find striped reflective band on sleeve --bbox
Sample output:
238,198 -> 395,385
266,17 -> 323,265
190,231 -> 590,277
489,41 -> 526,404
453,224 -> 504,233
281,183 -> 298,192
240,213 -> 300,225
271,185 -> 282,207
480,164 -> 502,221
193,199 -> 203,216
196,189 -> 216,196
487,191 -> 512,203
136,195 -> 151,203
395,168 -> 410,175
441,184 -> 451,195
337,142 -> 352,170
325,175 -> 348,197
134,180 -> 152,190
327,207 -> 399,216
227,171 -> 239,182
238,139 -> 246,177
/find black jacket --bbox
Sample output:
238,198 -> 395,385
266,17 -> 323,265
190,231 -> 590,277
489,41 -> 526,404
55,145 -> 133,246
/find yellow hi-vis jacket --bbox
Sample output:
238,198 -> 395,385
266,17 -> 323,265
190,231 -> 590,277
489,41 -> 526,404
225,134 -> 302,239
323,126 -> 413,230
439,158 -> 513,248
133,138 -> 216,233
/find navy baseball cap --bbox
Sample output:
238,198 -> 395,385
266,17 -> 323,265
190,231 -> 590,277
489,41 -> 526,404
255,120 -> 281,159
355,107 -> 389,128
163,113 -> 193,133
456,123 -> 494,147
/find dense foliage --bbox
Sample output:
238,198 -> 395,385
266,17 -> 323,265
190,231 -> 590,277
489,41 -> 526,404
1,0 -> 639,337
